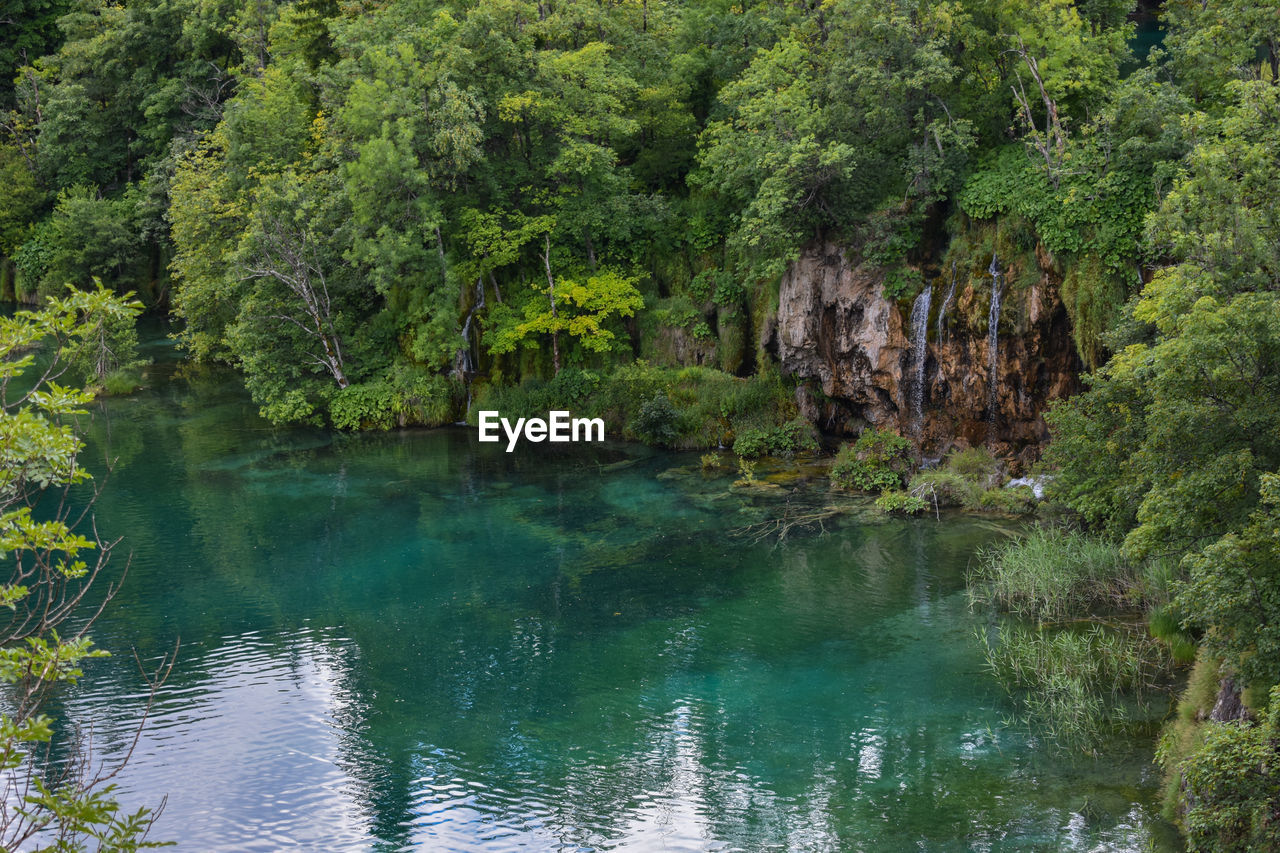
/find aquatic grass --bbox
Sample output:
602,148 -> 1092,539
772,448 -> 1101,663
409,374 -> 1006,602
979,622 -> 1170,754
970,527 -> 1180,754
968,527 -> 1141,623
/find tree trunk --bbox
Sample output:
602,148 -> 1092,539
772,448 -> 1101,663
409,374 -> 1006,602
584,228 -> 597,271
1210,676 -> 1249,722
543,233 -> 560,375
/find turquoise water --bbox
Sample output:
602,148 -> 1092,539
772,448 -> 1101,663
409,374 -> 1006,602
57,334 -> 1178,851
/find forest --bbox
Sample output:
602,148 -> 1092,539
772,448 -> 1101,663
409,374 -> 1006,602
2,0 -> 1279,846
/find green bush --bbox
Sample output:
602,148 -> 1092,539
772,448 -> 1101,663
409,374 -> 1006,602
876,490 -> 929,515
732,427 -> 771,457
631,393 -> 679,445
1162,686 -> 1280,852
907,468 -> 977,507
830,427 -> 913,493
329,369 -> 456,430
472,363 -> 800,450
977,485 -> 1037,515
733,418 -> 818,458
331,381 -> 398,430
64,280 -> 147,389
908,449 -> 1025,511
945,446 -> 1001,485
546,367 -> 600,403
100,368 -> 144,396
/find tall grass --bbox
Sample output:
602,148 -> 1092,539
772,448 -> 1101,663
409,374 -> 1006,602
968,527 -> 1141,622
979,623 -> 1169,754
969,527 -> 1180,754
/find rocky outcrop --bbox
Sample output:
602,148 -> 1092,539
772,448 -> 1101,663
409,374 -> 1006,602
770,242 -> 1081,467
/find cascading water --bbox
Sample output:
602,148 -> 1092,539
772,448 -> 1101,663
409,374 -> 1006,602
909,283 -> 932,436
986,253 -> 1003,430
455,278 -> 486,418
936,262 -> 957,342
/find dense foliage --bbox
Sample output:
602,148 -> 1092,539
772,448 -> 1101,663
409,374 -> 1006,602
3,0 -> 1165,425
1034,43 -> 1280,853
4,0 -> 1280,845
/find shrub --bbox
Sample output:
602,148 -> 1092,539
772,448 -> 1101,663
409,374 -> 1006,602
907,468 -> 976,507
830,427 -> 913,492
101,368 -> 144,396
330,381 -> 398,430
1162,685 -> 1280,852
733,418 -> 818,458
876,490 -> 929,515
329,369 -> 455,430
65,279 -> 147,389
945,446 -> 1001,485
732,427 -> 770,458
546,367 -> 600,403
474,363 -> 801,450
631,393 -> 679,445
977,485 -> 1037,515
771,418 -> 819,456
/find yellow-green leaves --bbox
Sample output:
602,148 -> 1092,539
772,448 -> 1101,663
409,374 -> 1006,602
490,268 -> 643,357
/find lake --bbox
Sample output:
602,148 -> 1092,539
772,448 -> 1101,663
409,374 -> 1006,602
57,331 -> 1178,851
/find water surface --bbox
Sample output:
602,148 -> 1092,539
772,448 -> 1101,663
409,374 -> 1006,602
60,337 -> 1177,851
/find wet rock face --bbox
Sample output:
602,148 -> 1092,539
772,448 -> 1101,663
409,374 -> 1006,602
775,242 -> 1081,465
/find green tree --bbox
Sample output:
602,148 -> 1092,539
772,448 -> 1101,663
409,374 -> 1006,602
1044,82 -> 1280,690
488,249 -> 643,374
0,291 -> 169,850
1167,685 -> 1280,852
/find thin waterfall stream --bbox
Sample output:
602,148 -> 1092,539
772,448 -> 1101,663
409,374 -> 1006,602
986,253 -> 1003,430
936,262 -> 957,342
455,277 -> 486,416
910,283 -> 932,436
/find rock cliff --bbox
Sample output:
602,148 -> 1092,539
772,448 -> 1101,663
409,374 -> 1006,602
768,242 -> 1081,466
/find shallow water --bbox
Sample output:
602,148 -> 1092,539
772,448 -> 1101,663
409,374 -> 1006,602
56,335 -> 1178,851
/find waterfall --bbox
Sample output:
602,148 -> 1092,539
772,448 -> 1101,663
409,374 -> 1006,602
909,283 -> 932,435
454,277 -> 486,418
936,262 -> 957,342
986,253 -> 1003,427
457,310 -> 475,375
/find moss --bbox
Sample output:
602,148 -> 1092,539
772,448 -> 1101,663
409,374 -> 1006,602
1061,253 -> 1125,370
716,306 -> 748,374
1157,652 -> 1222,823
